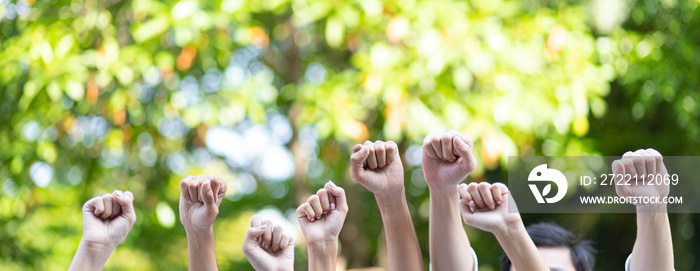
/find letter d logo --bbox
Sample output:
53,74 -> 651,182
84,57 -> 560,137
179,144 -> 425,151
528,164 -> 567,204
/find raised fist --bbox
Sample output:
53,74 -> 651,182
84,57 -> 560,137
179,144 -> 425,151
458,182 -> 521,235
242,215 -> 294,271
422,131 -> 477,189
179,175 -> 227,232
81,190 -> 137,250
612,148 -> 670,203
350,140 -> 405,196
296,181 -> 348,246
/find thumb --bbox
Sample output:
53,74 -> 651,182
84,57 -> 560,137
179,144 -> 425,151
201,181 -> 219,216
453,136 -> 477,169
246,225 -> 267,240
325,180 -> 348,213
350,145 -> 369,178
114,190 -> 137,224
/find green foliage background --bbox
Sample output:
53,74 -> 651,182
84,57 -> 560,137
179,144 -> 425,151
0,0 -> 698,270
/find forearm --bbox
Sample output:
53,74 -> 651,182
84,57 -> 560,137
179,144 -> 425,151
428,185 -> 473,271
631,205 -> 673,270
494,222 -> 548,271
68,240 -> 114,271
186,228 -> 219,271
376,191 -> 425,271
308,241 -> 338,271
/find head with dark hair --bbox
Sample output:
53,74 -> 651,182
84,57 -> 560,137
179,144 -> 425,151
500,222 -> 596,271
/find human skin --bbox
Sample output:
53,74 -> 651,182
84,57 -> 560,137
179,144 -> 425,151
421,130 -> 478,271
613,148 -> 674,271
350,140 -> 424,271
459,182 -> 549,271
68,190 -> 137,271
242,215 -> 294,271
296,181 -> 348,271
179,175 -> 227,271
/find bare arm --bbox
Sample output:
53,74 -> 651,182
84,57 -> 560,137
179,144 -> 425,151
422,131 -> 477,271
350,141 -> 424,271
459,182 -> 548,271
613,149 -> 674,271
69,190 -> 137,271
179,175 -> 227,271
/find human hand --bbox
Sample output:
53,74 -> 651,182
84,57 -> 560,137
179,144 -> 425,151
179,175 -> 227,233
80,190 -> 137,250
459,182 -> 521,236
422,131 -> 477,190
296,181 -> 348,248
242,215 -> 294,271
612,148 -> 670,204
350,140 -> 405,197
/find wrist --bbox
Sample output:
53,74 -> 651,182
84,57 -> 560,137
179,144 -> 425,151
186,226 -> 215,243
308,239 -> 339,256
636,203 -> 668,213
375,190 -> 407,209
78,239 -> 116,256
427,181 -> 460,195
492,218 -> 525,239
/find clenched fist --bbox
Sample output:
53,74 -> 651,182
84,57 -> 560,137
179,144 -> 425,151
179,175 -> 227,233
81,190 -> 137,249
242,215 -> 294,271
69,190 -> 137,271
296,181 -> 348,245
422,131 -> 477,189
458,182 -> 521,235
350,140 -> 404,196
612,148 -> 670,204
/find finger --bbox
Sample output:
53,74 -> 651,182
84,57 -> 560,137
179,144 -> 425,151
630,151 -> 647,177
188,176 -> 202,203
200,180 -> 219,217
308,195 -> 323,220
209,175 -> 226,202
467,182 -> 486,209
386,141 -> 399,165
279,233 -> 291,250
646,148 -> 666,174
271,224 -> 283,252
622,155 -> 639,181
430,133 -> 444,160
296,202 -> 315,222
111,190 -> 122,217
478,183 -> 496,210
422,134 -> 438,159
458,183 -> 475,212
612,159 -> 625,175
114,190 -> 137,224
83,196 -> 100,215
350,144 -> 369,179
180,175 -> 194,202
243,225 -> 267,253
324,182 -> 337,210
262,220 -> 273,249
101,194 -> 114,219
317,188 -> 331,213
92,196 -> 105,217
375,141 -> 387,168
441,133 -> 456,162
251,215 -> 262,227
491,183 -> 508,205
639,150 -> 656,176
365,141 -> 378,169
454,135 -> 477,171
326,180 -> 348,213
